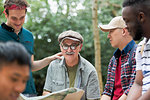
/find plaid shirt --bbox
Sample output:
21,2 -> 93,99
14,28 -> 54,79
103,40 -> 136,97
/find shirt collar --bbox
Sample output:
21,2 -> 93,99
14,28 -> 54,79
1,22 -> 23,34
114,40 -> 135,58
1,22 -> 15,32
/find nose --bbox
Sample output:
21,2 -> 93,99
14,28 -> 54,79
15,19 -> 21,25
14,83 -> 25,93
67,46 -> 73,52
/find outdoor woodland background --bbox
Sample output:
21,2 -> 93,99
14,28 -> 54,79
0,0 -> 123,95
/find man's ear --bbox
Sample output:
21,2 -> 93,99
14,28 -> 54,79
138,12 -> 145,23
59,44 -> 63,51
122,28 -> 126,36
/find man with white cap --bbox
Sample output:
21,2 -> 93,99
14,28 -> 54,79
43,30 -> 100,100
99,16 -> 137,100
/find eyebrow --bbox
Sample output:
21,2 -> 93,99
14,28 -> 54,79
13,73 -> 21,77
13,73 -> 29,79
11,15 -> 25,19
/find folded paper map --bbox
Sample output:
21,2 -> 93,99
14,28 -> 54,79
17,87 -> 84,100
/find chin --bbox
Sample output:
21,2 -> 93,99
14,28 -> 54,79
111,44 -> 115,48
66,55 -> 74,58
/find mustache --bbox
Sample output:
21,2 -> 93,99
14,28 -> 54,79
65,52 -> 75,55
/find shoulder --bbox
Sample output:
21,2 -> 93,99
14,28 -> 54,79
51,58 -> 62,65
138,38 -> 146,47
136,38 -> 145,52
0,26 -> 11,41
80,56 -> 96,72
0,25 -> 2,30
0,25 -> 7,35
22,28 -> 32,34
49,57 -> 64,68
22,28 -> 33,38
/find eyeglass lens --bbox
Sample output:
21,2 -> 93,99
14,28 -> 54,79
62,44 -> 79,50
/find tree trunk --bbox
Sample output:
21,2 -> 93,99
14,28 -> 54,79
92,0 -> 103,95
66,0 -> 70,17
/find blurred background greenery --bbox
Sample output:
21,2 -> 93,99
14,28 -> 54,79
0,0 -> 123,95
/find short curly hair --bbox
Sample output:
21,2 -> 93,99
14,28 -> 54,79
123,0 -> 150,17
123,0 -> 150,7
4,0 -> 29,8
4,0 -> 29,15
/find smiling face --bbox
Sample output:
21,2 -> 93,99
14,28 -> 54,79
60,39 -> 82,62
0,62 -> 29,100
6,9 -> 26,34
122,7 -> 143,40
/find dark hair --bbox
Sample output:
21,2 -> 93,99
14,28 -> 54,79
0,42 -> 31,68
123,0 -> 150,7
123,0 -> 150,16
4,0 -> 29,8
123,0 -> 141,7
4,0 -> 29,15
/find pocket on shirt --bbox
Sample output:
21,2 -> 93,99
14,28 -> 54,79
52,80 -> 64,86
52,80 -> 65,92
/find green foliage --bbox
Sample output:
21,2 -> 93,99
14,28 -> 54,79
98,0 -> 123,86
27,0 -> 123,95
0,0 -> 123,95
0,0 -> 6,23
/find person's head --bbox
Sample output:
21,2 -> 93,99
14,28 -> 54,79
122,0 -> 150,40
99,16 -> 133,50
4,0 -> 29,34
0,42 -> 30,100
58,30 -> 83,65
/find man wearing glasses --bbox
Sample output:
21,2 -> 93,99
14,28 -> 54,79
43,30 -> 100,100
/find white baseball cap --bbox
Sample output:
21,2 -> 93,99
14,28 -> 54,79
99,16 -> 127,32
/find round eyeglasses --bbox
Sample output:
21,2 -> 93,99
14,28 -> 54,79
61,43 -> 80,50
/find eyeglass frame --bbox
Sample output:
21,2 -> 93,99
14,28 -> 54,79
60,43 -> 81,50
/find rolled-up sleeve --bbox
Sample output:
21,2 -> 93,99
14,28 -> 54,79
43,63 -> 53,92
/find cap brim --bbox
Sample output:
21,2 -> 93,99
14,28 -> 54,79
61,37 -> 80,43
99,25 -> 117,32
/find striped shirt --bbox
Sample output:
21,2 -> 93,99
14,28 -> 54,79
136,38 -> 150,94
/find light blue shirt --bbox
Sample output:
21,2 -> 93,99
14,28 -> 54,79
44,55 -> 100,99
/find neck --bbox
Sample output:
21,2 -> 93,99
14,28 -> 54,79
119,38 -> 132,51
14,30 -> 19,35
65,57 -> 79,67
6,22 -> 19,35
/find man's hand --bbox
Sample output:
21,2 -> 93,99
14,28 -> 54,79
118,94 -> 127,100
47,52 -> 62,61
32,52 -> 63,71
